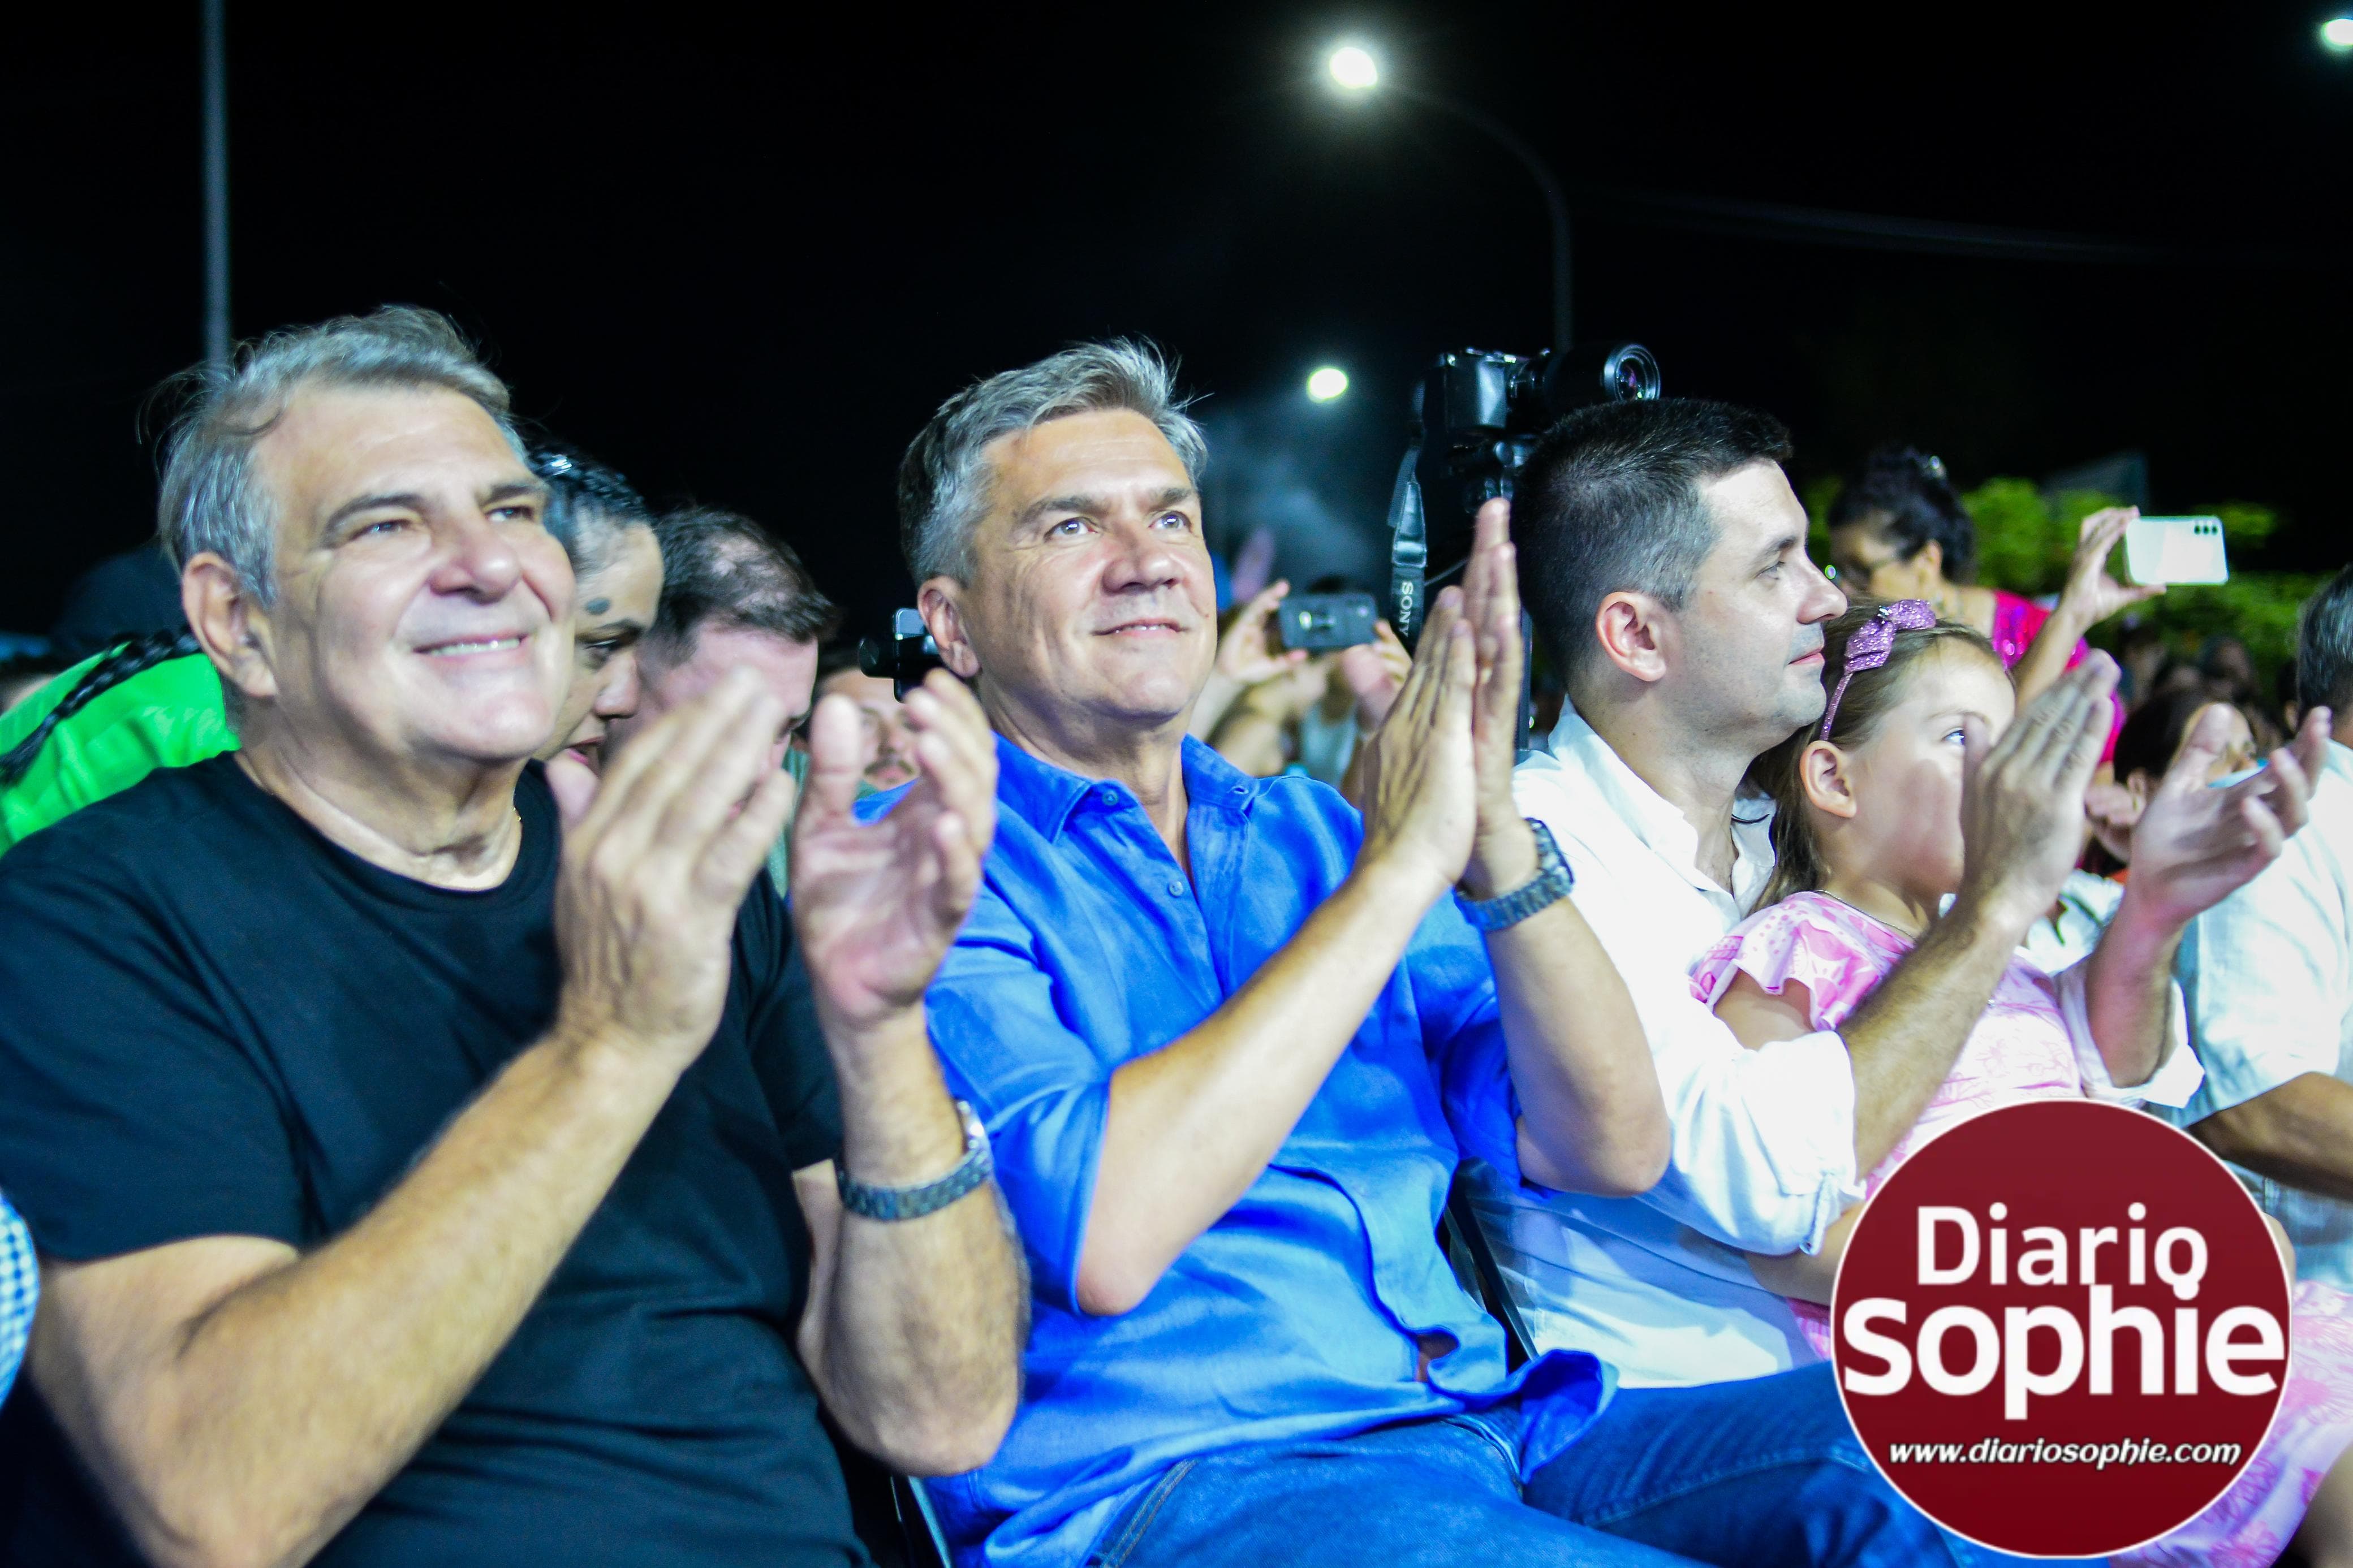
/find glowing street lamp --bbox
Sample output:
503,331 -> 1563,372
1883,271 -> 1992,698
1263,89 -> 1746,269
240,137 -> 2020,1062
2325,16 -> 2353,52
1327,44 -> 1378,90
1305,366 -> 1350,401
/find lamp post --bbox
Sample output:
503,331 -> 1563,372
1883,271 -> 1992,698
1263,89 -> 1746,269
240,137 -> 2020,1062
200,0 -> 231,368
1326,44 -> 1574,353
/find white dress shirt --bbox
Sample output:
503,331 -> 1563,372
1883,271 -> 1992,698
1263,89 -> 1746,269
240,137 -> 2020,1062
1478,706 -> 2199,1388
2169,741 -> 2353,1285
1473,709 -> 1860,1385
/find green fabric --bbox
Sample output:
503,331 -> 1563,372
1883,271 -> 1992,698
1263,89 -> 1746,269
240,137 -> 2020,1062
764,745 -> 814,896
0,653 -> 236,856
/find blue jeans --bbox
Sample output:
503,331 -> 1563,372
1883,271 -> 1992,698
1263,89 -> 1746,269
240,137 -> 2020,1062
1083,1366 -> 2106,1567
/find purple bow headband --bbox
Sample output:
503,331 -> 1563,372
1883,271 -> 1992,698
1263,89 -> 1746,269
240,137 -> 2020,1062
1819,599 -> 1938,740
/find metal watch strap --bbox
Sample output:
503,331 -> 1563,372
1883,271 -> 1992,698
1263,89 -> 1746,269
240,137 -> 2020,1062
1454,818 -> 1576,932
835,1099 -> 993,1221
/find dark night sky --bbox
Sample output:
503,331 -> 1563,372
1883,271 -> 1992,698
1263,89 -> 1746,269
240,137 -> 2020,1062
5,2 -> 2349,640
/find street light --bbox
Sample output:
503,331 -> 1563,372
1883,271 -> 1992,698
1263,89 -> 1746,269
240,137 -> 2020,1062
1328,44 -> 1378,90
1322,41 -> 1574,351
1305,366 -> 1350,401
201,0 -> 230,367
2325,16 -> 2353,52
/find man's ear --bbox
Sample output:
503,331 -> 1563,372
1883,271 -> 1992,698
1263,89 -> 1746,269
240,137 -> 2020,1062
918,577 -> 980,680
1592,591 -> 1672,684
182,552 -> 279,704
1797,740 -> 1860,819
1912,539 -> 1944,584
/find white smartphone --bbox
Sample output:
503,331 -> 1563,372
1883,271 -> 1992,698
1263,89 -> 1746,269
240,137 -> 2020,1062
2123,515 -> 2229,586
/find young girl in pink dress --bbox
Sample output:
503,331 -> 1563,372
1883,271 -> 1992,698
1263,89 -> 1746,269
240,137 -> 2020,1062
1692,599 -> 2353,1568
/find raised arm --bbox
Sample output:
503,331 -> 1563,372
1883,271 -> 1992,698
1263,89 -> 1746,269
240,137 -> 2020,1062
2075,703 -> 2327,1087
27,673 -> 796,1568
1078,589 -> 1491,1316
1450,499 -> 1665,1196
1838,658 -> 2117,1172
2008,507 -> 2161,710
788,671 -> 1025,1476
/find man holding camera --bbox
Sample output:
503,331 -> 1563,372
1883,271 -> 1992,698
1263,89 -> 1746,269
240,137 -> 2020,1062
889,340 -> 2015,1568
0,308 -> 1024,1567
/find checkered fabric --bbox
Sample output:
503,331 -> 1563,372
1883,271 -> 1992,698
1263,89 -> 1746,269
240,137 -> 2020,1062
0,1190 -> 35,1400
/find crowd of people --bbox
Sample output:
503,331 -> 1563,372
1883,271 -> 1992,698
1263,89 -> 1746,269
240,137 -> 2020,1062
0,305 -> 2347,1568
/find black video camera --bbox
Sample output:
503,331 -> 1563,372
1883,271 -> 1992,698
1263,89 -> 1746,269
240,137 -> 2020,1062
1385,343 -> 1661,649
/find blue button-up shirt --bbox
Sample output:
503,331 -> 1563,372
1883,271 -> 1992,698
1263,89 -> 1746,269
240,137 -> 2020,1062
895,737 -> 1611,1568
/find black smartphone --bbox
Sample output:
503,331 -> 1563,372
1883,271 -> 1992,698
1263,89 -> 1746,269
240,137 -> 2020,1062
1272,593 -> 1378,651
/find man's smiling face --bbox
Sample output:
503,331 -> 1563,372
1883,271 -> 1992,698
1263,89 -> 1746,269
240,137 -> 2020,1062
242,383 -> 574,770
932,408 -> 1216,737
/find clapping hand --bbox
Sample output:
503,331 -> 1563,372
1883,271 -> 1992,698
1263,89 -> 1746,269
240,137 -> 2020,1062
1458,499 -> 1539,900
1352,586 -> 1479,903
1351,498 -> 1530,902
546,669 -> 799,1069
790,670 -> 998,1040
1958,655 -> 2120,934
2124,702 -> 2330,927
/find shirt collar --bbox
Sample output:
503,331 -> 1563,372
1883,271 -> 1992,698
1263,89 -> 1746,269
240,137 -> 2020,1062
992,731 -> 1261,841
1541,705 -> 1775,909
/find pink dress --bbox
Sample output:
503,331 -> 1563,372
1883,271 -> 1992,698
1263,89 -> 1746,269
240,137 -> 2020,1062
1693,891 -> 2353,1567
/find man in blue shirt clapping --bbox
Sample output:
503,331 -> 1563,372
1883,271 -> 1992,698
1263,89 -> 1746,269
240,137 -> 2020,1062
892,342 -> 1975,1568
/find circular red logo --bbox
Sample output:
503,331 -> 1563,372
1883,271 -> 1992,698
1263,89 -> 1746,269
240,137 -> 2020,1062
1832,1099 -> 2290,1557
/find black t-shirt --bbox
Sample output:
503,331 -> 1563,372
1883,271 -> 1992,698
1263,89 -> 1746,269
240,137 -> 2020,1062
0,755 -> 865,1566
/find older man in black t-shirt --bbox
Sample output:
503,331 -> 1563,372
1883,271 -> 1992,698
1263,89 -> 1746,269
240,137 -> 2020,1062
0,308 -> 1024,1567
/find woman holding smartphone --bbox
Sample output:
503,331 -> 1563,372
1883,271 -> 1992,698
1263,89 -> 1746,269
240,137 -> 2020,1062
1824,444 -> 2155,757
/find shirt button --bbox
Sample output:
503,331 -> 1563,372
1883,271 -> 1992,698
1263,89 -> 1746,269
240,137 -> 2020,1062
1166,879 -> 1186,896
1098,787 -> 1118,805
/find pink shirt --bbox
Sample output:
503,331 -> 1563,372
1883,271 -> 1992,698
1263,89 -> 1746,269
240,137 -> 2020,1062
1689,891 -> 2084,1352
1692,891 -> 2353,1567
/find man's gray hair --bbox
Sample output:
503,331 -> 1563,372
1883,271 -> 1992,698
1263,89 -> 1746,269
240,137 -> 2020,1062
2298,562 -> 2353,716
156,305 -> 522,606
897,339 -> 1208,582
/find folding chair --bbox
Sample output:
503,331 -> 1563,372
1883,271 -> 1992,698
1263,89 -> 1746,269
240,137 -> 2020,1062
891,1472 -> 953,1568
1440,1168 -> 1536,1369
830,1418 -> 953,1568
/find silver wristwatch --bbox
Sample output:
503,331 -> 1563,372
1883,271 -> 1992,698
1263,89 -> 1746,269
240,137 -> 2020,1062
1454,819 -> 1576,932
835,1099 -> 994,1221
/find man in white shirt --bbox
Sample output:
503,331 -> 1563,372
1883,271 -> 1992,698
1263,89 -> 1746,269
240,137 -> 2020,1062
2177,567 -> 2353,1283
1475,398 -> 2320,1386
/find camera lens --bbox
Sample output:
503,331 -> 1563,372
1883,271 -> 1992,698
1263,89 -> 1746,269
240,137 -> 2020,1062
1601,344 -> 1662,403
